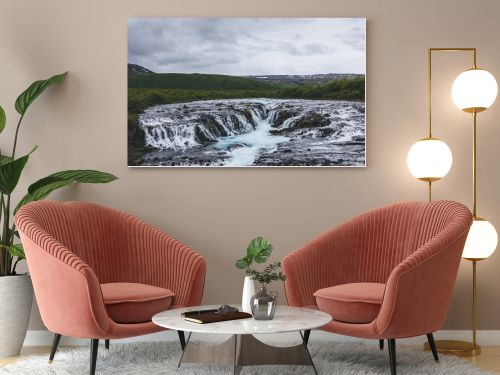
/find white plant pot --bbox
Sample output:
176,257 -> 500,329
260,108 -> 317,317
242,276 -> 255,313
0,274 -> 33,358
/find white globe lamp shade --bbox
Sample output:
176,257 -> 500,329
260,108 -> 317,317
407,138 -> 453,181
452,69 -> 498,113
462,218 -> 498,259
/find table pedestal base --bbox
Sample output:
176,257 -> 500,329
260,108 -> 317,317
178,332 -> 317,374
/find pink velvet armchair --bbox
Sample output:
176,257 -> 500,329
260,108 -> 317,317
283,200 -> 472,375
16,200 -> 206,375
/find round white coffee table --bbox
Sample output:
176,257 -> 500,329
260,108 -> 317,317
153,305 -> 332,374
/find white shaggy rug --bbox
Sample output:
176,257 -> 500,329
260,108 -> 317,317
0,341 -> 494,374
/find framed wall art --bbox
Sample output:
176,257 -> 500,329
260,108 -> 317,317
128,18 -> 366,167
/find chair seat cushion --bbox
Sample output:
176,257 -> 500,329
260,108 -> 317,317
313,283 -> 385,324
101,283 -> 174,324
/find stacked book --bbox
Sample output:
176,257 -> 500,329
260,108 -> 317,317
182,308 -> 252,324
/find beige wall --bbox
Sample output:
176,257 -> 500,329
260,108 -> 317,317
1,0 -> 500,331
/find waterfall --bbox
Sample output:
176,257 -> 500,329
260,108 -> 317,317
135,98 -> 365,166
138,98 -> 365,152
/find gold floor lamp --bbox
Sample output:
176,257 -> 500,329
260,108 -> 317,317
407,48 -> 498,356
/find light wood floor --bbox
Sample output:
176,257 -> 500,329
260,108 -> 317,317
466,346 -> 500,373
2,345 -> 500,372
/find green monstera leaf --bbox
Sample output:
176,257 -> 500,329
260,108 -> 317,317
246,236 -> 273,263
15,72 -> 67,115
235,237 -> 274,270
235,257 -> 251,269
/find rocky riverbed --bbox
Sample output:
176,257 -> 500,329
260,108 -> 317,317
129,98 -> 365,167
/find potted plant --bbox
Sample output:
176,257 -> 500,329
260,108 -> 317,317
0,72 -> 117,358
235,237 -> 273,313
235,237 -> 286,318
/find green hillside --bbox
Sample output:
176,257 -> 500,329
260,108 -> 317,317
128,73 -> 277,91
275,77 -> 365,101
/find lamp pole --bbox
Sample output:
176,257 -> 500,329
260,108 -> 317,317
468,107 -> 479,352
462,109 -> 485,354
472,111 -> 477,218
423,47 -> 484,357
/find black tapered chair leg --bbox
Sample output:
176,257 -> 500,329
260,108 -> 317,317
177,330 -> 186,350
426,333 -> 439,362
48,333 -> 62,363
303,329 -> 311,347
379,339 -> 384,350
90,339 -> 99,375
388,339 -> 396,375
105,339 -> 110,350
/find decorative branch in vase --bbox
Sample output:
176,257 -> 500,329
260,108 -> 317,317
248,261 -> 286,285
235,237 -> 286,319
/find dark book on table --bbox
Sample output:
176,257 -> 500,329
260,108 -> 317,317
182,310 -> 252,324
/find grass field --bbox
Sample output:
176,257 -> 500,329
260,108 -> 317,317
128,72 -> 365,127
128,72 -> 277,91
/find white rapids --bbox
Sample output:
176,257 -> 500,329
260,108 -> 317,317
138,98 -> 365,166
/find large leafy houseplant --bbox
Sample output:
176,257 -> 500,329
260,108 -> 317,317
0,72 -> 117,276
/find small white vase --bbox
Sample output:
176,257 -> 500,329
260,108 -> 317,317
241,276 -> 255,313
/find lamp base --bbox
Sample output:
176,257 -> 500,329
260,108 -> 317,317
423,340 -> 481,357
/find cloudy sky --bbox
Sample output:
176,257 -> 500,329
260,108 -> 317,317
128,18 -> 365,76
